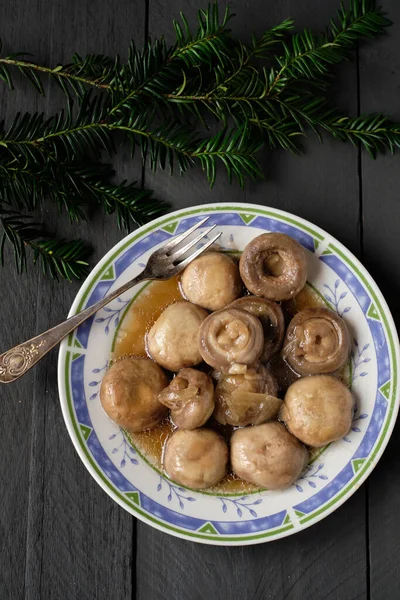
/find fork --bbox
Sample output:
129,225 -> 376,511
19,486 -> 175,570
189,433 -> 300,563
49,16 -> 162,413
0,217 -> 221,384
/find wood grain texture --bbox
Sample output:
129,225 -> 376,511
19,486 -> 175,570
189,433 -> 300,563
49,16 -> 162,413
2,0 -> 400,598
0,2 -> 47,597
137,3 -> 367,600
0,1 -> 146,598
359,2 -> 400,599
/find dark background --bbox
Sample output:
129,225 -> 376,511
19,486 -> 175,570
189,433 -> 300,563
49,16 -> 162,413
1,1 -> 399,599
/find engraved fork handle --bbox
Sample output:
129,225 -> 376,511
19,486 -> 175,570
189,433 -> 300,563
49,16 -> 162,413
0,271 -> 148,384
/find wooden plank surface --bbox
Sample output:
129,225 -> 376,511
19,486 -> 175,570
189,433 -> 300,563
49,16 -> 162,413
0,3 -> 46,597
1,0 -> 399,598
0,0 -> 146,598
137,3 -> 367,600
358,2 -> 400,599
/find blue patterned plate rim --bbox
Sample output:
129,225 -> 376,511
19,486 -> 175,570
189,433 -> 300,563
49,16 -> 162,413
57,202 -> 400,546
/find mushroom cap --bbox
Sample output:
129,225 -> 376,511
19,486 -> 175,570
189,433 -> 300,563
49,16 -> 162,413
231,422 -> 309,490
281,375 -> 353,446
239,233 -> 307,301
229,296 -> 285,362
163,429 -> 228,489
181,252 -> 242,311
283,307 -> 351,375
100,358 -> 169,432
147,302 -> 208,371
198,307 -> 264,373
158,368 -> 215,430
214,364 -> 279,426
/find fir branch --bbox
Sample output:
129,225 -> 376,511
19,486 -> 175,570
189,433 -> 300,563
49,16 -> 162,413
0,55 -> 109,98
0,0 -> 398,281
0,160 -> 88,220
84,178 -> 168,229
159,3 -> 391,124
0,208 -> 90,280
317,112 -> 400,158
268,0 -> 391,92
0,156 -> 166,229
254,94 -> 400,158
0,3 -> 233,105
0,94 -> 262,187
192,124 -> 263,187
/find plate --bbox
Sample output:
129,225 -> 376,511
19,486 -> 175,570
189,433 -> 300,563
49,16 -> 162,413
57,203 -> 400,545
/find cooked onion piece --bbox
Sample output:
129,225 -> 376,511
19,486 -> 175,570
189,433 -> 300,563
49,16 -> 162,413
283,307 -> 351,375
229,296 -> 285,361
181,252 -> 242,311
281,375 -> 353,447
231,422 -> 308,490
239,233 -> 307,301
147,302 -> 208,371
198,307 -> 264,373
158,368 -> 214,429
163,429 -> 228,489
214,364 -> 279,426
100,358 -> 168,432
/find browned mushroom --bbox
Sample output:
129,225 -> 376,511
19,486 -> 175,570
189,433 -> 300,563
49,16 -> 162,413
181,252 -> 242,311
163,429 -> 228,489
282,307 -> 351,375
214,364 -> 280,426
198,307 -> 264,373
239,233 -> 307,301
280,375 -> 354,447
147,302 -> 208,371
100,358 -> 168,432
231,422 -> 309,490
158,368 -> 215,429
229,296 -> 285,362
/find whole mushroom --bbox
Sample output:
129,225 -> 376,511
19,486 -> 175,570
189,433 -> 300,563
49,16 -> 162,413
282,307 -> 351,375
163,429 -> 228,489
181,252 -> 242,311
231,422 -> 309,490
214,364 -> 280,426
147,302 -> 208,371
158,368 -> 215,429
280,375 -> 354,446
100,358 -> 168,432
239,233 -> 307,301
198,307 -> 264,373
229,296 -> 285,362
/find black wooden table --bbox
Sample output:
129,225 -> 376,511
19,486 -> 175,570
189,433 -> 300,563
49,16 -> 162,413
1,1 -> 400,598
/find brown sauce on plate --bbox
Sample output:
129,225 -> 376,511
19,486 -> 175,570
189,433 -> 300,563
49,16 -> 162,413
113,275 -> 329,493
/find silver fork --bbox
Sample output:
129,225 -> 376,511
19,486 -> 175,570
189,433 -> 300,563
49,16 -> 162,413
0,217 -> 221,384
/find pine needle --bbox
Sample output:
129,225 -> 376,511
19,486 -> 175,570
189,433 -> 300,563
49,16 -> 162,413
0,0 -> 397,280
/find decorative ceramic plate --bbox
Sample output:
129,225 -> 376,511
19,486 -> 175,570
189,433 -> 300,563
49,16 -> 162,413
58,203 -> 400,546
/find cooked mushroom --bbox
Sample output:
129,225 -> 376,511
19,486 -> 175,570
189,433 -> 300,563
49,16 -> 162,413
163,429 -> 228,489
158,368 -> 215,429
100,358 -> 168,432
280,375 -> 353,447
239,233 -> 307,301
282,307 -> 351,375
214,364 -> 280,426
181,252 -> 242,311
229,296 -> 285,362
198,307 -> 264,373
231,422 -> 308,490
147,302 -> 208,371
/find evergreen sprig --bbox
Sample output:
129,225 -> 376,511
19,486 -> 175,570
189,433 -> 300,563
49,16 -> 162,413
0,0 -> 398,279
0,208 -> 90,280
